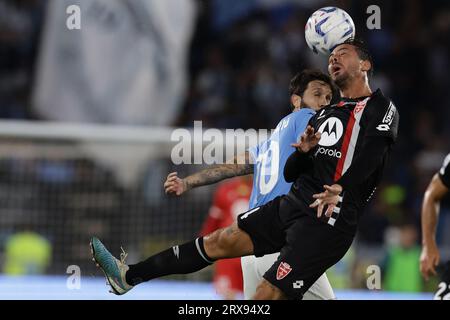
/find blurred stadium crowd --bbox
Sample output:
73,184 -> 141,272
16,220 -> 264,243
0,0 -> 449,293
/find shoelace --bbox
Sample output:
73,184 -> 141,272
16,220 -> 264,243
120,247 -> 128,264
107,247 -> 129,294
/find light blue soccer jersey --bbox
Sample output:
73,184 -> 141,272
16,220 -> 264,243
248,108 -> 315,208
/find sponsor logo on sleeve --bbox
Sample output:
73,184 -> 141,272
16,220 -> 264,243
293,280 -> 304,289
382,102 -> 396,125
376,102 -> 396,132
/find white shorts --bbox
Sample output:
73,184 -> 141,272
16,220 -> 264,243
241,253 -> 335,300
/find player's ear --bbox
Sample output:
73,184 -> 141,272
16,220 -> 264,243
291,94 -> 302,111
361,60 -> 371,73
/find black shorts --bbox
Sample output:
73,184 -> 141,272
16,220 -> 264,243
237,196 -> 354,299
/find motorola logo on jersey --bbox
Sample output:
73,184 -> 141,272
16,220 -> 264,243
317,147 -> 342,158
318,117 -> 344,147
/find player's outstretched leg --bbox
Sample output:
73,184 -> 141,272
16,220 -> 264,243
90,237 -> 133,295
91,222 -> 254,295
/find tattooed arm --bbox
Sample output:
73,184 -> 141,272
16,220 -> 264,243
164,152 -> 253,196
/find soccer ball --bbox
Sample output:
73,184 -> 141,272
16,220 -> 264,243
305,7 -> 355,55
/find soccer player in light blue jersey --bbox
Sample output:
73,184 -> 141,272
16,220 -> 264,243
163,70 -> 337,299
89,70 -> 336,299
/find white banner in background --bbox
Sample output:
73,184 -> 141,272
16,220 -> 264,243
33,0 -> 196,126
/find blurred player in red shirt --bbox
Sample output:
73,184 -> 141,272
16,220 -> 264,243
199,177 -> 252,300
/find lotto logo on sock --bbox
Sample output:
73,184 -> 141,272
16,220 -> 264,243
276,262 -> 292,280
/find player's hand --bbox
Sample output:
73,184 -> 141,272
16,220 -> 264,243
420,242 -> 440,281
310,184 -> 343,218
164,172 -> 187,196
291,125 -> 321,153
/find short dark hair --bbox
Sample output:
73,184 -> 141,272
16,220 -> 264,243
341,38 -> 374,77
289,69 -> 339,102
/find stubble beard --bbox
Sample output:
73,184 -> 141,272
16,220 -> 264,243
334,73 -> 350,91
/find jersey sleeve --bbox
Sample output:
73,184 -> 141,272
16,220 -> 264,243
293,109 -> 315,142
284,150 -> 314,182
364,94 -> 399,142
439,153 -> 450,188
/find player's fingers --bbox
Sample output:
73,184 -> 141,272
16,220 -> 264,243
166,185 -> 179,193
434,255 -> 440,266
304,127 -> 309,136
312,192 -> 322,199
317,202 -> 324,218
419,260 -> 426,278
420,258 -> 433,279
300,134 -> 308,144
430,265 -> 437,276
325,204 -> 335,217
310,199 -> 320,208
163,181 -> 174,189
421,267 -> 429,281
165,186 -> 175,193
419,260 -> 425,273
165,180 -> 176,188
167,172 -> 178,178
324,185 -> 338,195
167,175 -> 179,182
165,180 -> 174,187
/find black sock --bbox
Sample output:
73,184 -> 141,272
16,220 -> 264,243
125,237 -> 214,285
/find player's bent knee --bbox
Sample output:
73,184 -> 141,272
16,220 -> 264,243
204,227 -> 236,258
203,229 -> 222,257
253,279 -> 287,300
204,224 -> 253,259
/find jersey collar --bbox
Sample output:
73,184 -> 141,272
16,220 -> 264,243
334,89 -> 381,108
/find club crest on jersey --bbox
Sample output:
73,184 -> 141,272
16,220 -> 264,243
276,262 -> 292,280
